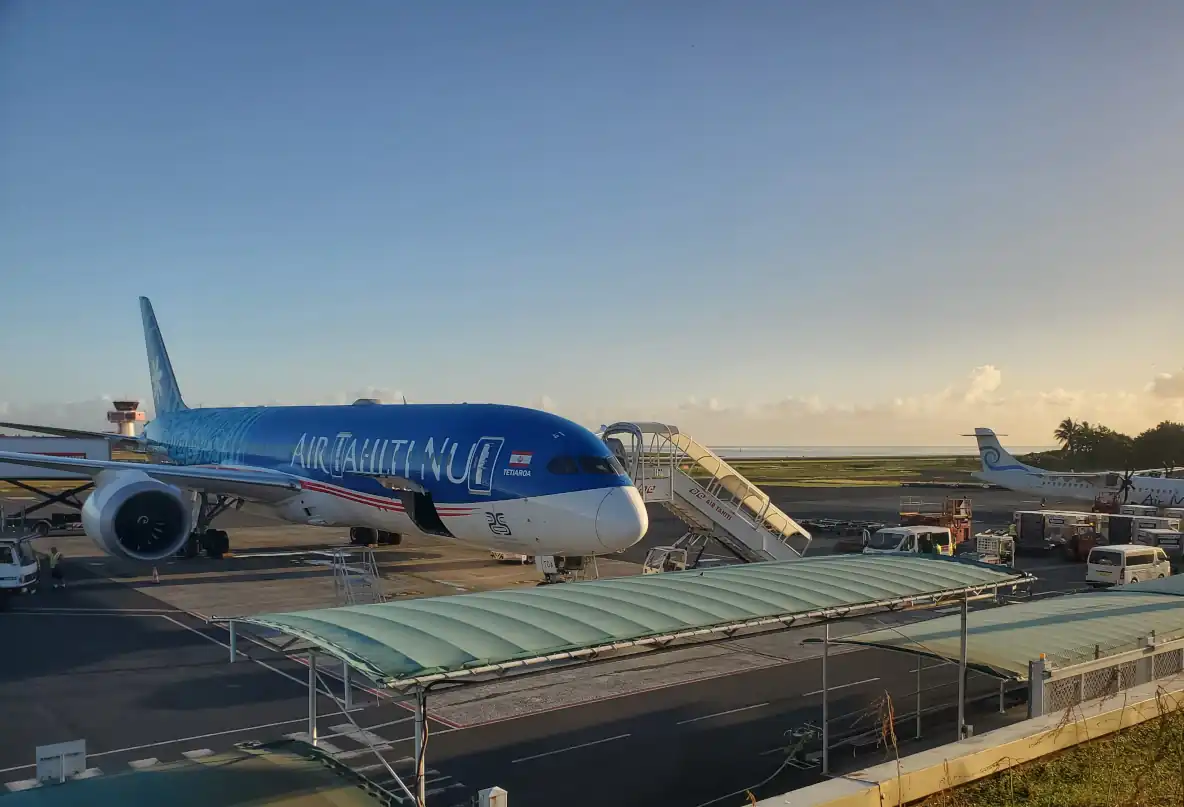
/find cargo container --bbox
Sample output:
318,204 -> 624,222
1119,504 -> 1160,517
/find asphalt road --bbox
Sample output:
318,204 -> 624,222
0,577 -> 1016,807
0,485 -> 1091,805
0,556 -> 1086,806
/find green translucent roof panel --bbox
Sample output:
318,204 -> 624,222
831,575 -> 1184,680
237,554 -> 1026,688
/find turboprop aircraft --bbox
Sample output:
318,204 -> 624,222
970,427 -> 1184,508
0,298 -> 648,578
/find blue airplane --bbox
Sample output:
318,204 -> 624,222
0,298 -> 648,568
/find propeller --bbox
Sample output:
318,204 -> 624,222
1117,468 -> 1137,503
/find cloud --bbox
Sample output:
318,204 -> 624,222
1148,371 -> 1184,399
8,366 -> 1184,448
576,365 -> 1184,446
0,396 -> 127,433
323,387 -> 407,405
963,364 -> 1002,404
531,394 -> 558,413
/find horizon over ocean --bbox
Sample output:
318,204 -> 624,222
709,445 -> 1054,458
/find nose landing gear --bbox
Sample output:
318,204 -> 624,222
534,554 -> 597,584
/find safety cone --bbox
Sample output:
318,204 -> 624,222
152,567 -> 160,584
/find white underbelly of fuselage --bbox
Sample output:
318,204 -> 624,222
267,479 -> 614,556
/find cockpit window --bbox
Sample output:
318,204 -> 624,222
580,455 -> 624,475
547,455 -> 580,474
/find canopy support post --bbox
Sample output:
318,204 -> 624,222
822,620 -> 830,776
308,652 -> 318,746
414,688 -> 427,805
958,592 -> 968,741
915,659 -> 922,739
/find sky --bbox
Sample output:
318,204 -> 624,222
3,1 -> 1184,446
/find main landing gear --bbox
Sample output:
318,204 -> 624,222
177,494 -> 242,560
348,527 -> 403,547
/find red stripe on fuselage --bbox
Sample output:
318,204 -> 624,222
190,465 -> 475,516
298,479 -> 475,516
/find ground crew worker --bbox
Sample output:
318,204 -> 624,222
1007,522 -> 1017,538
49,546 -> 64,589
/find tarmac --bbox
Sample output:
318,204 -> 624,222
0,486 -> 1090,806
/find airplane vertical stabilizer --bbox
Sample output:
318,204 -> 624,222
139,297 -> 188,415
972,427 -> 1037,474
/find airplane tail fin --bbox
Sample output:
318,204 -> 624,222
139,297 -> 188,415
970,427 -> 1033,473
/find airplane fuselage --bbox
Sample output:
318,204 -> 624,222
975,469 -> 1184,509
144,402 -> 647,556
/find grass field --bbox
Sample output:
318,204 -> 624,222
714,455 -> 980,487
0,454 -> 980,496
917,701 -> 1184,807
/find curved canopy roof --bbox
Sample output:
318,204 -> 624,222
827,576 -> 1184,680
236,554 -> 1028,690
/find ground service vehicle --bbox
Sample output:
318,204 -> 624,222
1095,513 -> 1135,545
1013,510 -> 1098,553
642,546 -> 690,574
862,526 -> 953,556
0,537 -> 39,606
963,533 -> 1016,567
1086,544 -> 1171,587
1136,528 -> 1184,566
1,512 -> 83,538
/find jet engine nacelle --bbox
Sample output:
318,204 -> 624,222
81,469 -> 193,561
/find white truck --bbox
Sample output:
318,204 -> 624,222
862,525 -> 955,556
0,536 -> 40,607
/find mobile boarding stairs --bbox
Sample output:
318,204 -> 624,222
600,422 -> 812,568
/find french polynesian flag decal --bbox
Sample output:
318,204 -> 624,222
508,451 -> 533,468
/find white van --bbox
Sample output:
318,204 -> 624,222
863,526 -> 954,556
1086,544 -> 1172,588
0,537 -> 40,605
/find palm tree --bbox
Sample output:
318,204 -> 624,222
1054,418 -> 1080,456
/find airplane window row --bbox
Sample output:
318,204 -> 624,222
546,455 -> 625,475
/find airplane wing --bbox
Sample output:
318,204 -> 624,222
0,451 -> 302,504
0,420 -> 149,452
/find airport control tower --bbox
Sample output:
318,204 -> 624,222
107,399 -> 146,437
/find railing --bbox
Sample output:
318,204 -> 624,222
1030,632 -> 1184,716
601,422 -> 811,558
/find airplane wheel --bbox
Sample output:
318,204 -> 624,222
350,527 -> 377,546
203,529 -> 229,559
376,531 -> 402,546
179,533 -> 201,558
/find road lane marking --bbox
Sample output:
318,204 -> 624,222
511,733 -> 632,763
159,615 -> 340,698
676,702 -> 769,725
0,716 -> 310,774
802,676 -> 880,697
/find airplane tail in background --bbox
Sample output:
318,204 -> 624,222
139,297 -> 188,415
971,427 -> 1036,474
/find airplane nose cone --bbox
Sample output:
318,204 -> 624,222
595,486 -> 648,550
